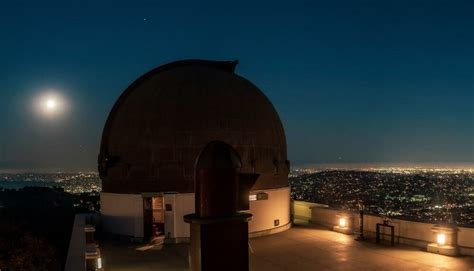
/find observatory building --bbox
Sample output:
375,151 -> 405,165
98,59 -> 290,242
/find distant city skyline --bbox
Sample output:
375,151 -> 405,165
0,1 -> 472,171
1,162 -> 474,174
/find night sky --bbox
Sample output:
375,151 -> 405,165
0,1 -> 473,171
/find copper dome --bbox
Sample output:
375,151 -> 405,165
99,60 -> 288,194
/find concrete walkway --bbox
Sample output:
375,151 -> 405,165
100,223 -> 474,271
250,224 -> 474,271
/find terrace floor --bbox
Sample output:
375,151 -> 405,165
100,222 -> 474,271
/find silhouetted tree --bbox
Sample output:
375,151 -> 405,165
0,222 -> 60,271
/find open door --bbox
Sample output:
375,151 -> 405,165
143,197 -> 153,242
143,194 -> 167,242
152,196 -> 165,236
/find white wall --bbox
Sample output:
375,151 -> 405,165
101,187 -> 291,240
248,187 -> 291,234
164,193 -> 195,240
299,203 -> 474,256
100,193 -> 144,238
164,187 -> 291,239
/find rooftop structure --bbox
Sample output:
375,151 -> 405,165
66,203 -> 474,270
96,222 -> 474,271
98,60 -> 290,242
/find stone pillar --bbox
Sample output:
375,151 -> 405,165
184,141 -> 258,271
427,225 -> 459,256
333,212 -> 353,234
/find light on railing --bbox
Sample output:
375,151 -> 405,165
437,233 -> 446,246
339,217 -> 347,228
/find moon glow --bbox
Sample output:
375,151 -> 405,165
46,99 -> 57,110
33,91 -> 68,118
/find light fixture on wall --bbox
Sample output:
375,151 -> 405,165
339,217 -> 347,228
85,246 -> 104,271
333,213 -> 352,234
97,257 -> 103,270
427,225 -> 458,256
437,233 -> 446,246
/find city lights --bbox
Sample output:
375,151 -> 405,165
290,168 -> 474,225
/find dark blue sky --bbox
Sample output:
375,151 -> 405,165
0,1 -> 473,171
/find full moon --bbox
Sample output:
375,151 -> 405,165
46,99 -> 57,110
33,91 -> 68,118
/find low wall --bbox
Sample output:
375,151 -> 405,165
293,201 -> 474,256
293,200 -> 327,221
458,227 -> 474,256
65,214 -> 87,271
65,213 -> 99,271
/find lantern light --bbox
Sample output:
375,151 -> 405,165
437,233 -> 446,246
333,213 -> 352,234
97,257 -> 103,270
427,225 -> 458,256
339,217 -> 347,228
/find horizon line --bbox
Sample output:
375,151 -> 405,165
1,162 -> 474,173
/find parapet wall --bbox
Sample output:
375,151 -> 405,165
65,213 -> 101,271
293,201 -> 474,256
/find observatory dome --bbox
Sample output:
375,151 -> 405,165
99,60 -> 288,194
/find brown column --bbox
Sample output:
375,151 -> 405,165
184,141 -> 258,271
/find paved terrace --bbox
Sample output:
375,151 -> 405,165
100,222 -> 474,271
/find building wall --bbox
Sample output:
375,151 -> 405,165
248,187 -> 291,234
101,186 -> 291,240
294,203 -> 474,256
163,193 -> 195,240
100,193 -> 144,238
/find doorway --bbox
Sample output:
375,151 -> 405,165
143,195 -> 165,242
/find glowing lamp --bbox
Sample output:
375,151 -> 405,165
97,257 -> 103,269
427,225 -> 458,256
339,217 -> 347,228
333,212 -> 352,234
437,233 -> 446,246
